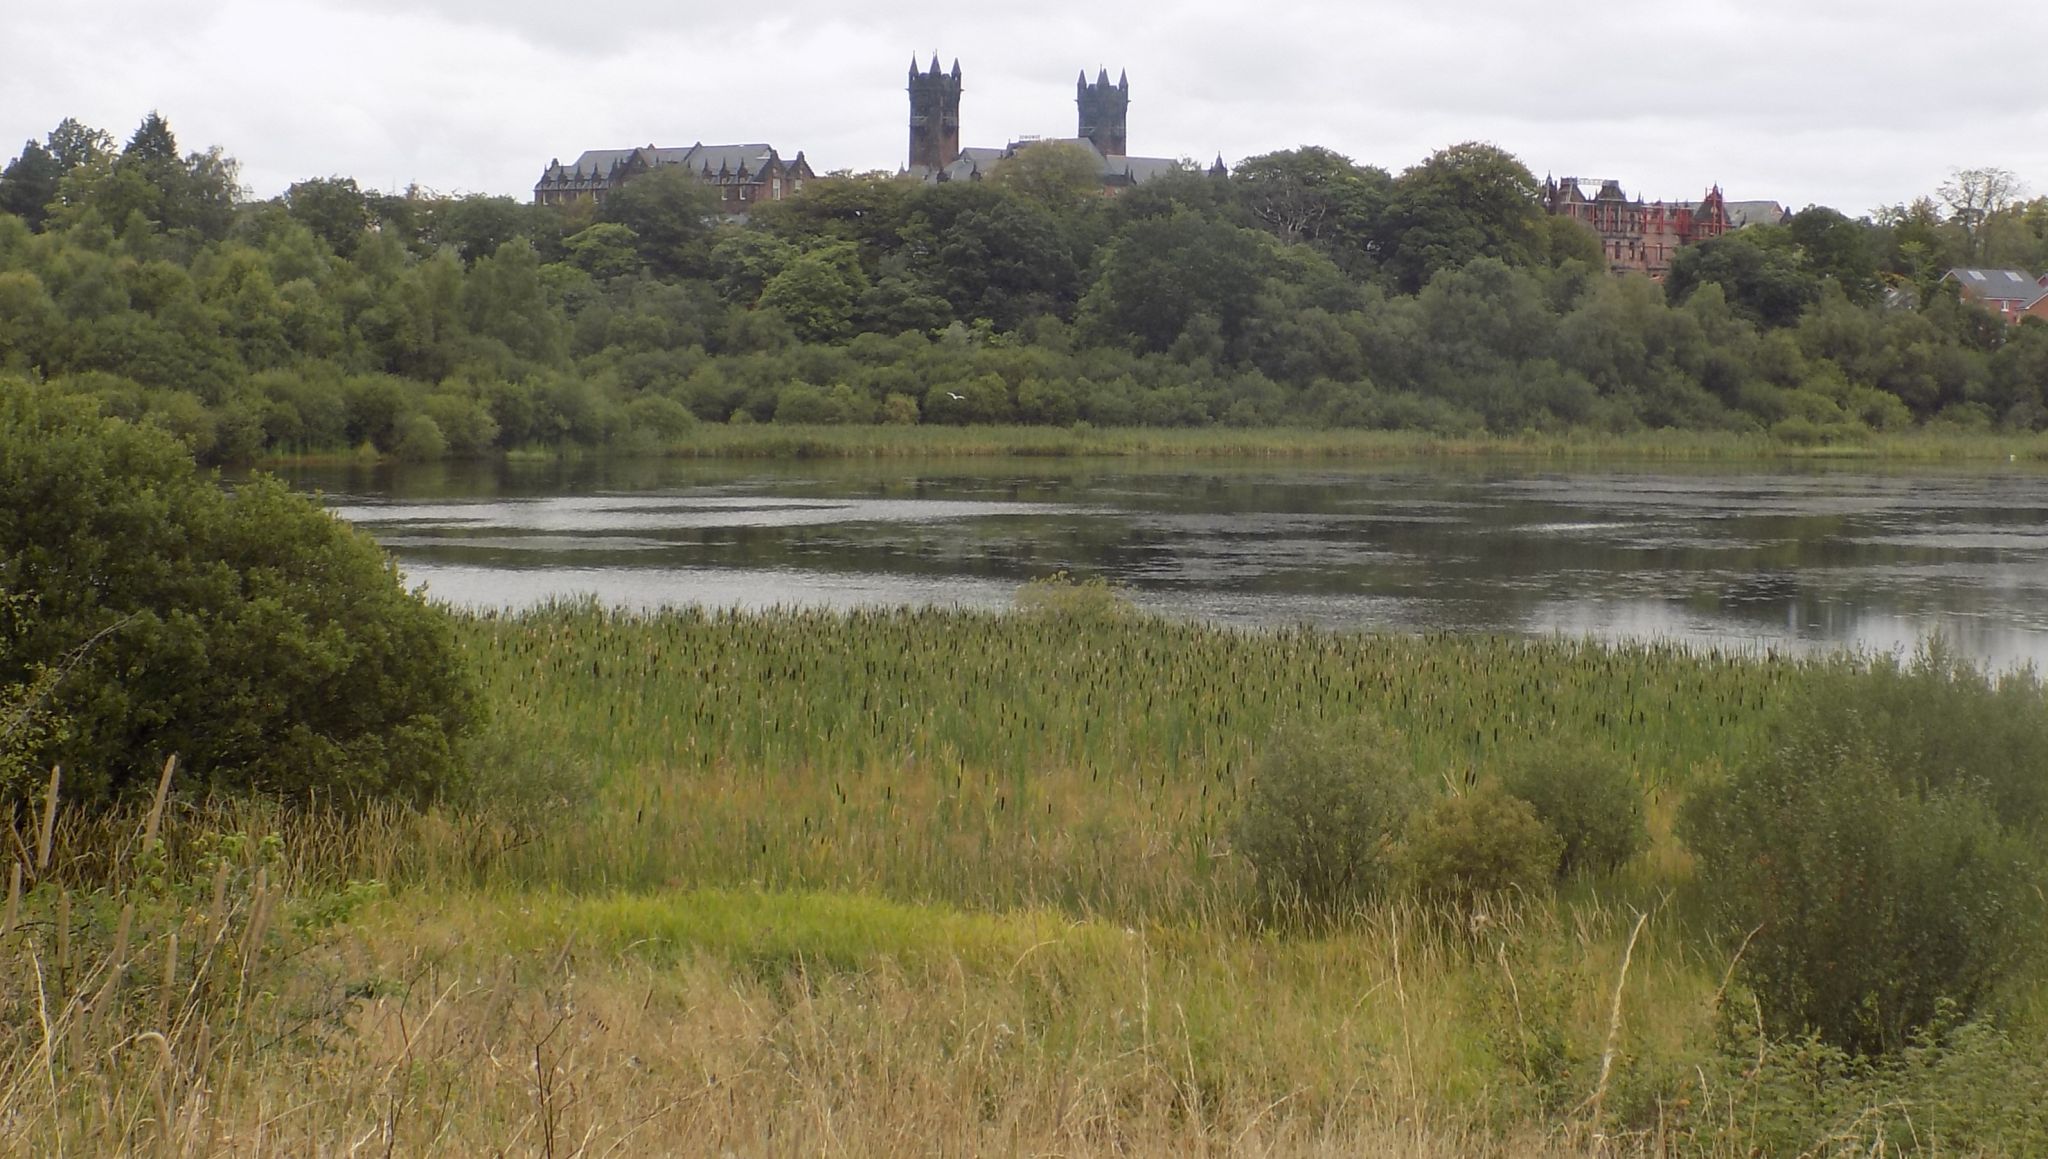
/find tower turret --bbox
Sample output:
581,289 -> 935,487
908,55 -> 963,172
1077,67 -> 1129,157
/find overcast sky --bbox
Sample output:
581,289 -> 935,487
8,0 -> 2047,217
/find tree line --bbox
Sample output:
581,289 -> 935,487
2,113 -> 2047,462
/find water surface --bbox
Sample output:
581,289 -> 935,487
280,457 -> 2048,671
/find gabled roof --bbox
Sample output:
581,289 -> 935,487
1945,268 -> 2048,305
910,138 -> 1186,188
682,143 -> 782,177
1000,137 -> 1185,184
538,143 -> 797,187
1103,154 -> 1184,184
1724,200 -> 1790,229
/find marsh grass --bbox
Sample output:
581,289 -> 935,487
4,606 -> 2045,1154
262,424 -> 2048,467
452,604 -> 1789,918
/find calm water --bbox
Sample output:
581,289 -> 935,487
278,457 -> 2048,671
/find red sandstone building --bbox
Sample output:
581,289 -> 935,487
1543,177 -> 1732,279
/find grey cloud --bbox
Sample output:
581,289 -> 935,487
4,0 -> 2047,214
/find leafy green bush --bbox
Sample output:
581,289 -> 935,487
1792,643 -> 2048,829
1694,1018 -> 2048,1156
1012,572 -> 1139,624
0,381 -> 480,806
1229,722 -> 1417,917
1499,741 -> 1646,878
1682,695 -> 2043,1054
1397,784 -> 1561,911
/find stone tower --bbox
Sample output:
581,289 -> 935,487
1077,68 -> 1128,157
908,56 -> 963,172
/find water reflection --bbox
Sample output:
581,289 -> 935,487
278,458 -> 2048,671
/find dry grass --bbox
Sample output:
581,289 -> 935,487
4,611 -> 2045,1154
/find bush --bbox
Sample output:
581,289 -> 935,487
1012,572 -> 1137,624
390,411 -> 447,462
0,381 -> 480,806
1229,722 -> 1417,917
1791,643 -> 2048,829
1398,784 -> 1561,911
1500,741 -> 1646,878
1682,703 -> 2043,1055
1701,1019 -> 2048,1155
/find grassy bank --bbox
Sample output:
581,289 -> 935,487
260,423 -> 2048,467
4,605 -> 2046,1154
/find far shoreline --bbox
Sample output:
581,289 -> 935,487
256,423 -> 2048,469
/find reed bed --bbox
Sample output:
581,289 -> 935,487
454,603 -> 1792,915
4,605 -> 2043,1154
278,424 -> 2048,466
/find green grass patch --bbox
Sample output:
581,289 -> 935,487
459,887 -> 1124,976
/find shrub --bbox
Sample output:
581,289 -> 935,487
623,393 -> 697,441
880,392 -> 920,425
1789,643 -> 2048,830
1500,741 -> 1646,878
390,411 -> 447,462
1229,722 -> 1417,917
1682,711 -> 2043,1055
1012,572 -> 1137,624
0,381 -> 480,806
1398,784 -> 1561,911
1702,1019 -> 2048,1155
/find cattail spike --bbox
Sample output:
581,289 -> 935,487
55,887 -> 72,990
1,862 -> 18,941
37,765 -> 60,871
110,902 -> 134,970
157,931 -> 179,1029
143,754 -> 177,850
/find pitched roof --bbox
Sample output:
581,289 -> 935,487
538,143 -> 798,187
1103,154 -> 1184,184
910,138 -> 1187,187
1946,268 -> 2048,305
1724,200 -> 1790,229
1003,138 -> 1185,184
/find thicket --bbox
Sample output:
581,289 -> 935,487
1224,644 -> 2048,1059
1228,722 -> 1418,916
1500,741 -> 1647,879
0,379 -> 479,806
1681,649 -> 2048,1055
2,117 -> 2047,464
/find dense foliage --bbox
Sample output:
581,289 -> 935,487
1682,651 -> 2048,1054
1500,740 -> 1647,879
1396,783 -> 1562,910
1229,722 -> 1418,915
2,117 -> 2046,462
0,379 -> 479,805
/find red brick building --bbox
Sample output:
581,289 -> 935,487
532,143 -> 814,214
1944,269 -> 2048,324
1543,177 -> 1732,279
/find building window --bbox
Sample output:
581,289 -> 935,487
772,178 -> 782,198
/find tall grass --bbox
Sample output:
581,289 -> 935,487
267,423 -> 2048,467
452,603 -> 1791,915
5,605 -> 2045,1154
